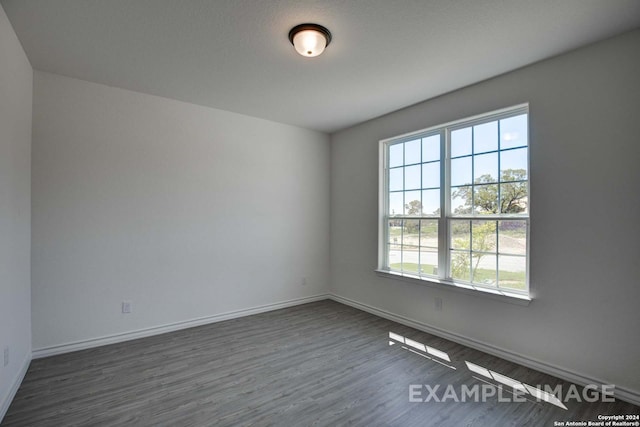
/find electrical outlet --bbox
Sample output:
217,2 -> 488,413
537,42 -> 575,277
3,346 -> 9,367
122,300 -> 132,314
434,297 -> 443,312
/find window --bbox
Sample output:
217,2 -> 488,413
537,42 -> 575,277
379,105 -> 529,297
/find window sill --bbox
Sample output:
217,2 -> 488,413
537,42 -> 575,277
374,269 -> 532,306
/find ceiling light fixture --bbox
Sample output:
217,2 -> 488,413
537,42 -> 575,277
288,23 -> 332,58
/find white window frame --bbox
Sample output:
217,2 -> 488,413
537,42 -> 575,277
377,104 -> 531,302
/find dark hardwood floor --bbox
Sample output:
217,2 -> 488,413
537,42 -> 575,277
3,300 -> 638,426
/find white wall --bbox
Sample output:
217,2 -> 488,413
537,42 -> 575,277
0,3 -> 32,420
330,30 -> 640,398
32,71 -> 330,350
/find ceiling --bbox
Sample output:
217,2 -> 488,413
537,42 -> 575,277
2,1 -> 640,133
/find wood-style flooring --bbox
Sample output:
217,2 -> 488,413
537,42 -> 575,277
2,300 -> 638,426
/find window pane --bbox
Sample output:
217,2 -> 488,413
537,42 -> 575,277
405,139 -> 421,165
388,244 -> 401,269
403,220 -> 420,247
498,255 -> 526,290
500,148 -> 528,181
450,220 -> 470,250
451,250 -> 470,282
389,192 -> 403,216
474,183 -> 499,215
405,164 -> 421,190
421,189 -> 440,216
451,156 -> 472,186
389,167 -> 403,191
400,245 -> 419,273
498,220 -> 527,256
500,182 -> 528,214
399,262 -> 418,273
451,127 -> 472,158
472,220 -> 497,253
472,254 -> 496,286
451,185 -> 472,215
388,219 -> 402,247
422,135 -> 440,162
474,121 -> 498,154
389,143 -> 403,168
420,248 -> 438,276
500,114 -> 528,149
404,191 -> 421,216
474,152 -> 498,184
419,219 -> 438,248
422,162 -> 440,189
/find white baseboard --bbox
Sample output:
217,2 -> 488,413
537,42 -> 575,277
0,352 -> 31,423
329,293 -> 640,407
33,294 -> 330,359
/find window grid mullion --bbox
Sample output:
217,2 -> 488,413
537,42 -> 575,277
497,119 -> 502,215
471,124 -> 475,216
419,136 -> 423,275
496,120 -> 502,286
470,127 -> 475,282
440,129 -> 449,280
401,142 -> 405,271
468,221 -> 473,282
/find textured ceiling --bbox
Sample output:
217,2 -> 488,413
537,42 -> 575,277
2,0 -> 640,133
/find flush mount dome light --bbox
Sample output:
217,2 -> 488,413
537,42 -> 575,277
288,23 -> 332,57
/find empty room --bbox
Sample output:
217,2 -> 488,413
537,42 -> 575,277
1,1 -> 639,426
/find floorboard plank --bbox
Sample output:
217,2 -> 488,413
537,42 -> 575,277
3,300 -> 638,426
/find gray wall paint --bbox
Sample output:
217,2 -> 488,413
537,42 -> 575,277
330,30 -> 640,394
0,3 -> 32,417
32,71 -> 330,349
